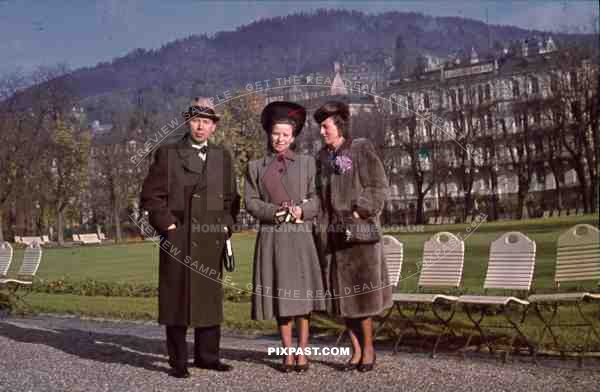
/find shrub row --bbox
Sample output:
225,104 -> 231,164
28,278 -> 251,302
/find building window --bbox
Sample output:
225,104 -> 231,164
531,77 -> 539,94
571,101 -> 581,122
550,74 -> 559,93
423,93 -> 431,109
458,88 -> 464,106
450,90 -> 457,108
407,95 -> 415,112
485,84 -> 491,101
512,80 -> 520,98
569,71 -> 578,90
478,85 -> 484,104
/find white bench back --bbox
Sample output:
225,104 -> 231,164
419,232 -> 464,288
19,242 -> 42,278
555,224 -> 600,286
383,235 -> 403,288
0,242 -> 13,277
483,231 -> 536,291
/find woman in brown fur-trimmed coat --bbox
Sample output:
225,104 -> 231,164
314,101 -> 392,372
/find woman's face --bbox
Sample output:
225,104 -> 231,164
319,116 -> 343,148
271,123 -> 295,153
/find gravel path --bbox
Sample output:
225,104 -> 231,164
0,315 -> 599,392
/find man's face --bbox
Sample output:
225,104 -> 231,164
270,123 -> 295,153
319,117 -> 343,148
189,117 -> 216,142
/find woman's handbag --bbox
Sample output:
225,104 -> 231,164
340,214 -> 381,244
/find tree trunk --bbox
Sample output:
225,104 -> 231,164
516,170 -> 529,220
416,193 -> 425,224
490,170 -> 499,221
113,199 -> 122,243
463,191 -> 473,220
0,210 -> 4,243
57,208 -> 64,246
574,164 -> 589,212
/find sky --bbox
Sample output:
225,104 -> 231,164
0,0 -> 598,76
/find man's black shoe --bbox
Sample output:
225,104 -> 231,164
194,361 -> 233,372
169,367 -> 191,378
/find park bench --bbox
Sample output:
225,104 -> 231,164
434,217 -> 442,225
387,231 -> 465,357
0,242 -> 43,310
19,236 -> 43,246
457,231 -> 536,362
542,211 -> 551,219
78,233 -> 101,244
466,215 -> 473,224
528,224 -> 600,365
552,209 -> 560,217
0,242 -> 13,278
427,217 -> 435,225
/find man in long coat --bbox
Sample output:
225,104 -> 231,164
140,97 -> 240,378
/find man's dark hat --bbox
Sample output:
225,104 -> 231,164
261,101 -> 306,136
182,97 -> 220,122
313,101 -> 350,124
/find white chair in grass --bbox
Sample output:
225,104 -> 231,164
388,232 -> 464,357
457,231 -> 536,362
0,242 -> 43,310
528,224 -> 600,366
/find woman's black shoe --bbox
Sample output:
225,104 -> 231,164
280,363 -> 295,373
340,361 -> 359,372
295,362 -> 309,373
280,357 -> 295,373
357,354 -> 376,372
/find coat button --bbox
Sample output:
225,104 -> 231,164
215,240 -> 220,246
216,217 -> 221,223
191,241 -> 198,247
192,217 -> 198,224
218,193 -> 223,199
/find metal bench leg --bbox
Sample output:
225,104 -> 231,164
533,303 -> 563,360
373,305 -> 395,339
431,302 -> 458,358
461,304 -> 490,356
575,301 -> 600,368
392,303 -> 420,354
499,304 -> 533,363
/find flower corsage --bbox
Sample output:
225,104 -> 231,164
333,155 -> 353,175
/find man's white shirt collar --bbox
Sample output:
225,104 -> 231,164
190,141 -> 208,160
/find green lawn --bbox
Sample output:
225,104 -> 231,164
4,215 -> 600,345
7,214 -> 599,294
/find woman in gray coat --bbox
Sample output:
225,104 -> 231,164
314,101 -> 392,372
245,101 -> 325,373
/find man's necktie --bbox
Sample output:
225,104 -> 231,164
191,143 -> 208,160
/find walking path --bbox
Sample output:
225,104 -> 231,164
1,315 -> 599,392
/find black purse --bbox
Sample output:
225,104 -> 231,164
223,227 -> 235,272
341,214 -> 381,244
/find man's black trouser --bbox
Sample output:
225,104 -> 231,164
165,325 -> 220,368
